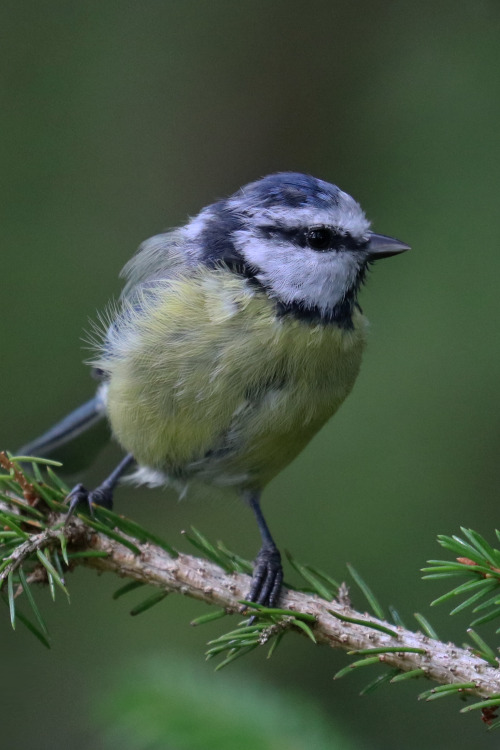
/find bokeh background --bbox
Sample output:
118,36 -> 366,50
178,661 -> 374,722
2,1 -> 500,748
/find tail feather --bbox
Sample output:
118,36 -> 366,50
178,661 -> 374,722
20,390 -> 107,457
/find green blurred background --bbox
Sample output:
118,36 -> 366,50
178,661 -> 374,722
2,1 -> 500,747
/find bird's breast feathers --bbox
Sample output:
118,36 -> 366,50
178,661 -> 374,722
98,267 -> 367,488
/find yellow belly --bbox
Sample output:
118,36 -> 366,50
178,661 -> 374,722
101,268 -> 367,489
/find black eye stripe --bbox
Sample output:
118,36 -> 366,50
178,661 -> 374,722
305,226 -> 338,251
258,224 -> 367,252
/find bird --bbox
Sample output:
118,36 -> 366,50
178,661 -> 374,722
21,172 -> 409,609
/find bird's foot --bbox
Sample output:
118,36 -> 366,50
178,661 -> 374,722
65,482 -> 113,520
245,544 -> 283,615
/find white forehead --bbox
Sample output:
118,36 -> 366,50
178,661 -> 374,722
228,188 -> 370,238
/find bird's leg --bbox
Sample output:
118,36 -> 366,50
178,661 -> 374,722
244,490 -> 283,609
66,453 -> 135,518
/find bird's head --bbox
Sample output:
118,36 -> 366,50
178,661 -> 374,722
188,172 -> 410,326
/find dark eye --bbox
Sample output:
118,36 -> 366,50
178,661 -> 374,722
305,226 -> 337,251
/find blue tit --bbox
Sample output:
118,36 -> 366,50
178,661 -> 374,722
21,172 -> 409,607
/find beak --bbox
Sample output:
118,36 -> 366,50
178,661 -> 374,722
366,232 -> 411,260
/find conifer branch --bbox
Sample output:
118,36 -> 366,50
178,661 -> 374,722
62,514 -> 498,698
2,452 -> 500,723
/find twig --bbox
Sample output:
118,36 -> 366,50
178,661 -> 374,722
58,513 -> 500,698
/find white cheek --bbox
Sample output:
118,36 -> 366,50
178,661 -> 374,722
238,234 -> 363,312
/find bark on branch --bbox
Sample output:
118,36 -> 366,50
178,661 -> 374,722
59,514 -> 500,698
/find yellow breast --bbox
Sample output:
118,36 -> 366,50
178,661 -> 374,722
101,267 -> 367,489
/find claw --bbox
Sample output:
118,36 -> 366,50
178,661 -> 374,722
66,483 -> 93,520
243,545 -> 283,620
65,483 -> 113,522
63,454 -> 132,524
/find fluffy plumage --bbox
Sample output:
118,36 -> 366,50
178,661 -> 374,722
95,267 -> 367,489
22,171 -> 409,608
93,172 -> 385,490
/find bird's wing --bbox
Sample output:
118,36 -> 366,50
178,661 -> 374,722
119,228 -> 197,301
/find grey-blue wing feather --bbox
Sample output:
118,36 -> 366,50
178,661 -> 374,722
22,228 -> 197,467
19,392 -> 108,464
119,228 -> 197,300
